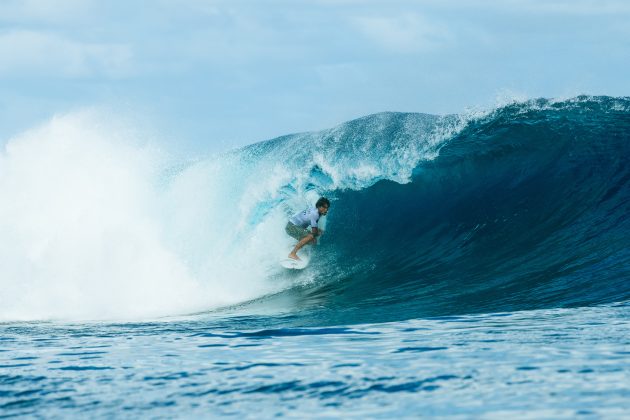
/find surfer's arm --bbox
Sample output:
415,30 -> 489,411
310,227 -> 320,244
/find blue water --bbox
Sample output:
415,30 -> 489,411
1,96 -> 629,417
1,305 -> 629,418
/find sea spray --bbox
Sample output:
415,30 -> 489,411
0,112 -> 278,320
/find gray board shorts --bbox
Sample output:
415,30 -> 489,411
285,222 -> 312,241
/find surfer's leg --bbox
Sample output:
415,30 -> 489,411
288,234 -> 314,260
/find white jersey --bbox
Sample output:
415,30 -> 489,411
289,207 -> 320,229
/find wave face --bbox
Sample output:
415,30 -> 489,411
1,97 -> 629,322
303,96 -> 630,325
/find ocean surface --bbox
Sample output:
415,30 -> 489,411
1,96 -> 629,418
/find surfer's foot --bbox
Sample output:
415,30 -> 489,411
288,253 -> 301,261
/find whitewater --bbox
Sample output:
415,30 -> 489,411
1,96 -> 629,417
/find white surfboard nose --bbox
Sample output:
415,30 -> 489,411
280,258 -> 308,269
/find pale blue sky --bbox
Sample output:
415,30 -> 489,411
1,0 -> 629,152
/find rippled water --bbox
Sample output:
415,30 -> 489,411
2,304 -> 628,418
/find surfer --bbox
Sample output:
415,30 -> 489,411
286,197 -> 330,260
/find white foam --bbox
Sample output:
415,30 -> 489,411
0,110 -> 288,321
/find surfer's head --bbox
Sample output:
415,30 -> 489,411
316,197 -> 330,215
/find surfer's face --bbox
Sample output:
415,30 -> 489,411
318,205 -> 329,216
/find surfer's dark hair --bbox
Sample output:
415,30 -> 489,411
316,197 -> 330,208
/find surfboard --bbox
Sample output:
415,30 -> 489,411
280,247 -> 311,270
280,257 -> 309,270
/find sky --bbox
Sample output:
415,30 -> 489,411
1,0 -> 629,153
